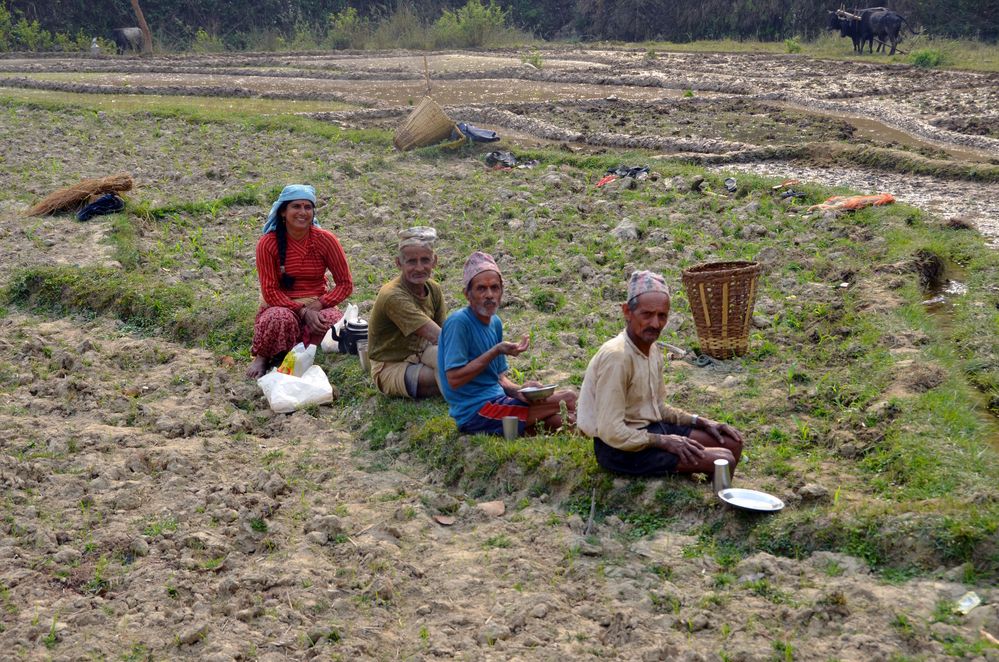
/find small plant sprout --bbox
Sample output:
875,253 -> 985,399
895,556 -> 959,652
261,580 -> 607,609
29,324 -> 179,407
43,614 -> 59,649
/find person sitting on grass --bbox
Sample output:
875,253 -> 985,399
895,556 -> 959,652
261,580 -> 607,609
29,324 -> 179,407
367,227 -> 447,398
577,270 -> 743,477
246,185 -> 353,379
438,251 -> 577,437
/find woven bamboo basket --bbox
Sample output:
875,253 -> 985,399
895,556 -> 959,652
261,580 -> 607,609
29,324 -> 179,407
393,96 -> 455,151
681,261 -> 762,359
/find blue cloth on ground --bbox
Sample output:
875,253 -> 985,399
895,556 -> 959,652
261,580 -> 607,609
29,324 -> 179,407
262,184 -> 319,234
439,307 -> 509,427
457,122 -> 500,143
76,193 -> 125,221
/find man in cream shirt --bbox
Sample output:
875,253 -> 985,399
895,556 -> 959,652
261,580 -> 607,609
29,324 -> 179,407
577,270 -> 743,477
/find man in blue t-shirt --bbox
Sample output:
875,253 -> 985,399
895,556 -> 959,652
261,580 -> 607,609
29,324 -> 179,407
439,251 -> 577,437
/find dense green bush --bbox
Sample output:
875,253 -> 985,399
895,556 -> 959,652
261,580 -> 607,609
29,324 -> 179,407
11,16 -> 51,50
327,7 -> 369,50
0,3 -> 11,50
5,0 -> 999,48
191,28 -> 224,53
910,47 -> 947,67
0,1 -> 89,52
432,0 -> 512,48
4,0 -> 995,52
367,4 -> 432,50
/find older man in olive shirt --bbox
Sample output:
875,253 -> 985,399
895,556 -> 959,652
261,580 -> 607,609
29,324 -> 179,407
368,227 -> 446,398
577,270 -> 743,477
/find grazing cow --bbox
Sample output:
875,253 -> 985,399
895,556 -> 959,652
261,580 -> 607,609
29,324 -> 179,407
111,27 -> 142,54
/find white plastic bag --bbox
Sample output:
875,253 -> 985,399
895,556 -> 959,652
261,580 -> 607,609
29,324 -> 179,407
321,303 -> 359,353
257,364 -> 334,413
276,342 -> 316,377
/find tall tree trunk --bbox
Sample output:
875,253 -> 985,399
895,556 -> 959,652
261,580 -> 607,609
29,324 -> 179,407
130,0 -> 153,53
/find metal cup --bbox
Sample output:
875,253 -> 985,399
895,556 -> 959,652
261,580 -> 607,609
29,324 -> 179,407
356,340 -> 370,375
713,458 -> 732,494
501,416 -> 519,441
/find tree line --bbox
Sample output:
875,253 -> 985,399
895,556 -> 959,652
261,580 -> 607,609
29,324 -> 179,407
3,0 -> 996,52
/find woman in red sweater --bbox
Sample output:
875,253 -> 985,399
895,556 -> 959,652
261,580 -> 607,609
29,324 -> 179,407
247,185 -> 353,378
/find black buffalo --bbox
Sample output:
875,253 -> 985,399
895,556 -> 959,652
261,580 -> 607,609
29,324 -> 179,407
111,27 -> 142,54
863,9 -> 920,55
827,7 -> 884,53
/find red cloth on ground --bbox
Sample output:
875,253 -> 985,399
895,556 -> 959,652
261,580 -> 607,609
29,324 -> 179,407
255,227 -> 353,312
251,306 -> 344,359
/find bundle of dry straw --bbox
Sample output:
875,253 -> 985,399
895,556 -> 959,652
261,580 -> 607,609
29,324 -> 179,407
26,173 -> 134,216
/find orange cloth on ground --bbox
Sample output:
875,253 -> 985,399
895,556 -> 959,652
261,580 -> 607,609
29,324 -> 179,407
807,193 -> 895,213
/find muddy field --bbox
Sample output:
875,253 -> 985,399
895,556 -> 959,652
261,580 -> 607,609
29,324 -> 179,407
1,48 -> 998,661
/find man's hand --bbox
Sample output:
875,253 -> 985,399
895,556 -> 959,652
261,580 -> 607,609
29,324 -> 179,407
658,434 -> 706,465
494,334 -> 530,357
697,417 -> 744,445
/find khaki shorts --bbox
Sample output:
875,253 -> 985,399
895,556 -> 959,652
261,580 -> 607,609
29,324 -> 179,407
370,344 -> 439,398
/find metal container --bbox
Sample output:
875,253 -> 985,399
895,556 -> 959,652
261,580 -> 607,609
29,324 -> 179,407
712,458 -> 732,494
331,318 -> 368,355
356,340 -> 370,375
502,416 -> 520,441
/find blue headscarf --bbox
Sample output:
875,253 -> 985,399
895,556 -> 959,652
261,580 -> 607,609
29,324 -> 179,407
262,184 -> 319,234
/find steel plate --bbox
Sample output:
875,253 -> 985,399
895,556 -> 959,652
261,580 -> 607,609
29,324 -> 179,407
519,384 -> 557,401
718,488 -> 784,512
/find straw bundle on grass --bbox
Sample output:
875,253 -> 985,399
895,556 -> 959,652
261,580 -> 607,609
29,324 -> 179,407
27,173 -> 134,216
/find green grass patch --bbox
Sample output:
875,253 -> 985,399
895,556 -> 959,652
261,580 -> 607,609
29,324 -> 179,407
130,184 -> 265,221
4,265 -> 256,356
0,87 -> 355,115
0,94 -> 392,147
752,504 -> 999,579
910,48 -> 947,68
106,213 -> 141,270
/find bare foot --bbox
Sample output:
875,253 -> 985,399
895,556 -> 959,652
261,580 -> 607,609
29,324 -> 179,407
246,356 -> 268,379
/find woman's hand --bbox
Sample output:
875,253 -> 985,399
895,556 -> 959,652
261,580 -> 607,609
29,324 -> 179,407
300,307 -> 329,336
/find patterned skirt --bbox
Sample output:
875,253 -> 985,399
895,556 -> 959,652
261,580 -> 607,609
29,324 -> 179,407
251,305 -> 343,358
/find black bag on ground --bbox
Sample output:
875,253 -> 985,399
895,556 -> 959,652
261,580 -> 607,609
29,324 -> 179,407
457,122 -> 500,143
76,193 -> 125,221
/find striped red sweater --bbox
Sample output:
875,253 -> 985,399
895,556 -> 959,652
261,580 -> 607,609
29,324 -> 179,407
255,227 -> 353,311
